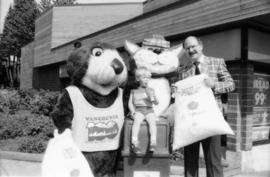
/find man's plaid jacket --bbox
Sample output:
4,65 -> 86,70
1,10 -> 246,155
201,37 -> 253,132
175,55 -> 235,110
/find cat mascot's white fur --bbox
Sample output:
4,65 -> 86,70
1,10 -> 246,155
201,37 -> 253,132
124,38 -> 184,117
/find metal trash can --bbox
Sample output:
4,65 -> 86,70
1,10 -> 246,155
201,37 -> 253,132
122,118 -> 170,177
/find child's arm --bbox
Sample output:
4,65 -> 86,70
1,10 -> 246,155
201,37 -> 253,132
128,90 -> 136,117
146,88 -> 159,105
146,88 -> 158,104
152,90 -> 159,105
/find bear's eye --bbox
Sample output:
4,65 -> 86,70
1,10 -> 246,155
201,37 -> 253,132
92,47 -> 103,57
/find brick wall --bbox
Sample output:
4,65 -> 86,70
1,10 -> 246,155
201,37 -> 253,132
240,64 -> 254,151
227,62 -> 254,151
227,92 -> 241,151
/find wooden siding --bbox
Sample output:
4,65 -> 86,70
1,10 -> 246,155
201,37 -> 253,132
143,0 -> 178,13
34,8 -> 53,67
51,4 -> 143,48
35,0 -> 270,67
34,3 -> 144,67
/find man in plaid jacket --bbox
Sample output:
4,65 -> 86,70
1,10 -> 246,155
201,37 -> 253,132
177,36 -> 235,177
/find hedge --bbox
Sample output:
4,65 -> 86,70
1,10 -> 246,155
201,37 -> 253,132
0,88 -> 59,153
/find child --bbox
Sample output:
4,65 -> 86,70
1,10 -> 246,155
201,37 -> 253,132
128,67 -> 159,153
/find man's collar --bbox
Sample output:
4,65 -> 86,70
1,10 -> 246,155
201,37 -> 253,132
192,54 -> 205,65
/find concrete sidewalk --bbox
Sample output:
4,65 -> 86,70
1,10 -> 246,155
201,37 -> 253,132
170,165 -> 270,177
0,159 -> 41,177
1,159 -> 269,177
1,151 -> 269,177
0,151 -> 42,177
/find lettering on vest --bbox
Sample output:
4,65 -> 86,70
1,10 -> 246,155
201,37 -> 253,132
85,114 -> 119,141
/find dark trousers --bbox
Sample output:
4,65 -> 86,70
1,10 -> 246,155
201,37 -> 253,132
184,135 -> 224,177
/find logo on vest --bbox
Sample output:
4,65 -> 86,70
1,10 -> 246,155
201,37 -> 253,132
87,121 -> 119,141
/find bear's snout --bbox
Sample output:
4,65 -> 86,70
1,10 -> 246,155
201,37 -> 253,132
111,58 -> 123,75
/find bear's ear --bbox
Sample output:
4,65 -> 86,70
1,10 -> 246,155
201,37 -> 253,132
66,47 -> 89,79
124,40 -> 140,56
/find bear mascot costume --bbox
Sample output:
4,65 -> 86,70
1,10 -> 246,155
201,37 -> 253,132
51,42 -> 127,177
124,34 -> 183,117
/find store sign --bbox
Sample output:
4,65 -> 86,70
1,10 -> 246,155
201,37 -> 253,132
253,76 -> 270,106
134,171 -> 160,177
253,107 -> 270,126
252,74 -> 270,141
252,126 -> 270,141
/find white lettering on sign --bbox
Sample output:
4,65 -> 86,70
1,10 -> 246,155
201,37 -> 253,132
254,92 -> 267,105
253,79 -> 269,90
134,171 -> 160,177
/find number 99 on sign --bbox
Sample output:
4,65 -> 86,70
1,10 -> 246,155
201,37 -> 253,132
255,92 -> 266,105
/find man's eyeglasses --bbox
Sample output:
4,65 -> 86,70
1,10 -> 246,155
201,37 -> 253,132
184,45 -> 199,51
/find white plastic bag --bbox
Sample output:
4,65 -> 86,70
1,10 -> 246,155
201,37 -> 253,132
42,129 -> 94,177
173,74 -> 234,150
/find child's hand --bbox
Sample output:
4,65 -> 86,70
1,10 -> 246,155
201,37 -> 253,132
129,112 -> 137,119
171,84 -> 177,93
127,112 -> 135,119
146,88 -> 155,102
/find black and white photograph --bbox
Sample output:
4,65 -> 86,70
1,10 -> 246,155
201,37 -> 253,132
0,0 -> 270,177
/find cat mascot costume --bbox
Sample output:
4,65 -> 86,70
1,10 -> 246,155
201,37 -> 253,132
124,34 -> 183,117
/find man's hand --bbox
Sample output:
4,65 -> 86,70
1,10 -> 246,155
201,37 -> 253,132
204,77 -> 215,88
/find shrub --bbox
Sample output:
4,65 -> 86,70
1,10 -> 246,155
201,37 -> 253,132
29,89 -> 59,116
0,113 -> 27,139
0,88 -> 59,115
18,136 -> 48,153
24,114 -> 55,139
0,89 -> 18,113
0,88 -> 59,153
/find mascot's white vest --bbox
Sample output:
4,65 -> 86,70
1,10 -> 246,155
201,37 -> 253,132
66,86 -> 124,152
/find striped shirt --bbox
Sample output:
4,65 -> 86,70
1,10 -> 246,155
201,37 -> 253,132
131,87 -> 156,108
